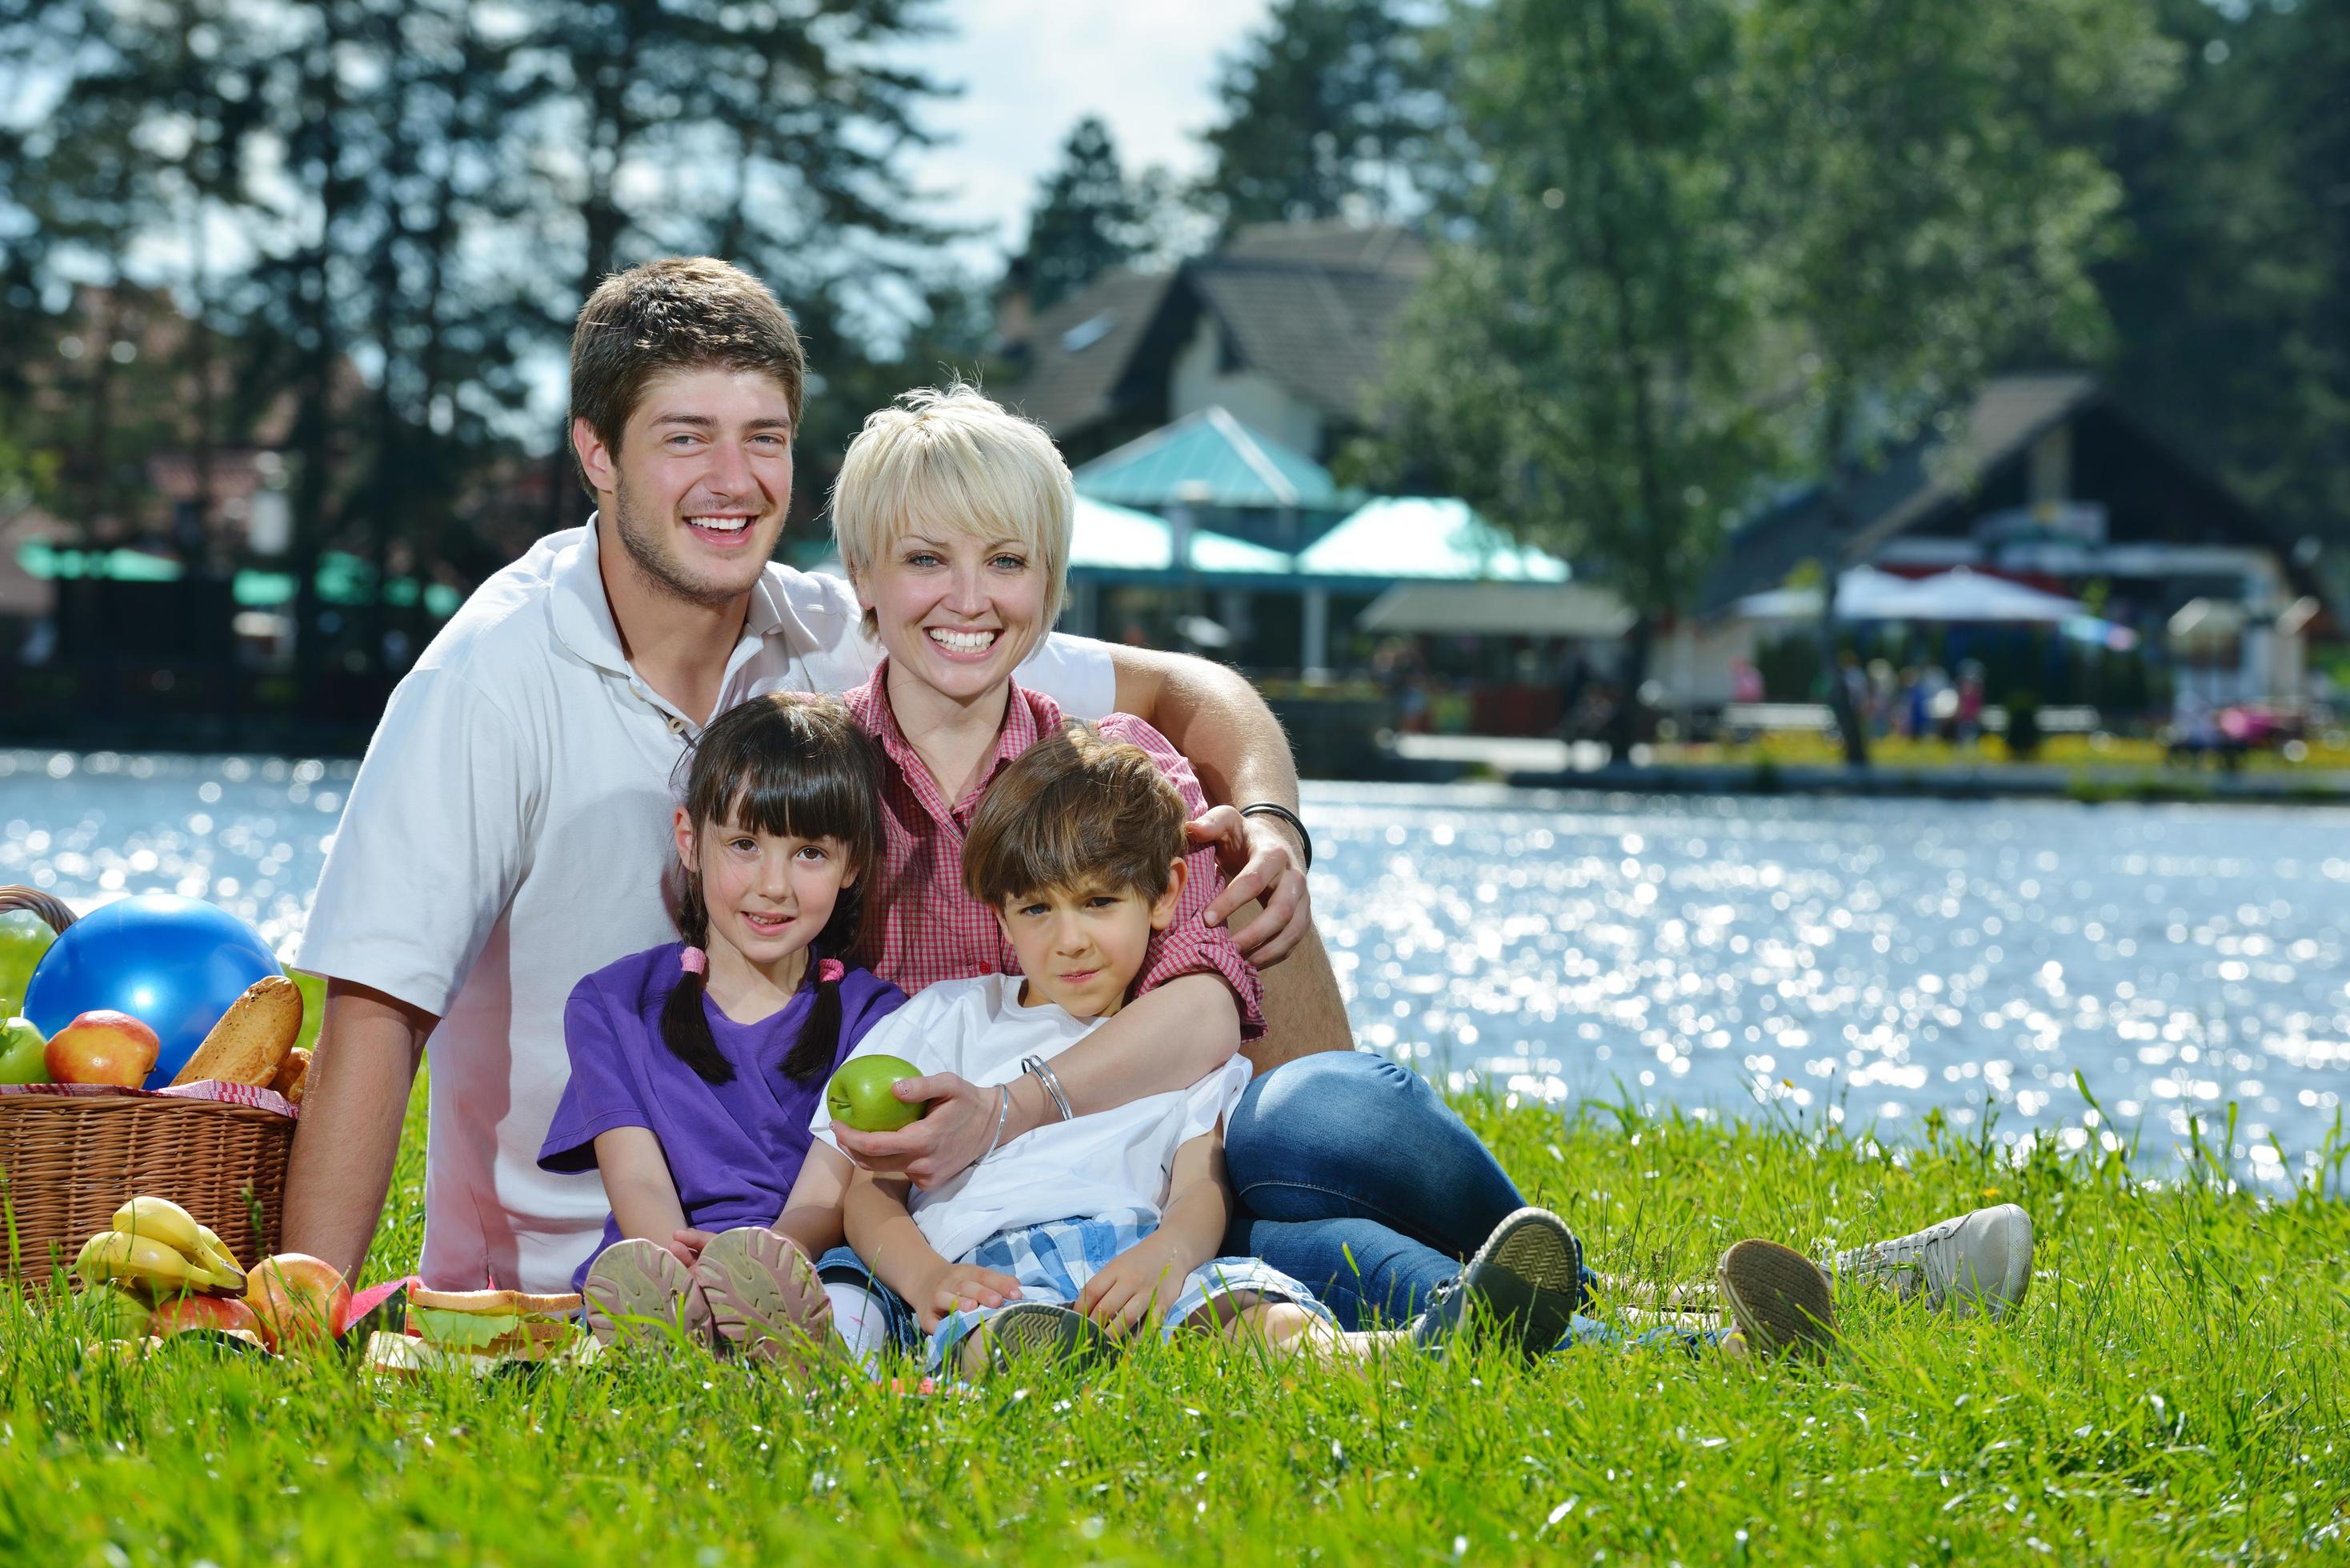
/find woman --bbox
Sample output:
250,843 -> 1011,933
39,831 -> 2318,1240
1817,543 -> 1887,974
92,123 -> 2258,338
821,384 -> 1542,1330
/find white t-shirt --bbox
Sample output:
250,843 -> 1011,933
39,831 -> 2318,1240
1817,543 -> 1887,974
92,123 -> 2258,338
298,519 -> 1116,1293
810,974 -> 1250,1265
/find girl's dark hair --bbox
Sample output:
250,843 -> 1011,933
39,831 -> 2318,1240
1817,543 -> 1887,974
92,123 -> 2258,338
662,694 -> 886,1087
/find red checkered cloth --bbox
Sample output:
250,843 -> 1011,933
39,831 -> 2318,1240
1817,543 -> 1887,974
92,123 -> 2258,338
847,662 -> 1263,1037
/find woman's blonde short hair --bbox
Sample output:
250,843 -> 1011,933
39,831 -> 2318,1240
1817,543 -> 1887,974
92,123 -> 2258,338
831,384 -> 1074,635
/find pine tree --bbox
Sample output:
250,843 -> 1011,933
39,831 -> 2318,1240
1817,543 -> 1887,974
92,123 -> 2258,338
1019,117 -> 1145,314
1194,0 -> 1439,230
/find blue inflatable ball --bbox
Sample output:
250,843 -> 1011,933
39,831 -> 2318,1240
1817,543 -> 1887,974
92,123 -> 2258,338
23,894 -> 282,1089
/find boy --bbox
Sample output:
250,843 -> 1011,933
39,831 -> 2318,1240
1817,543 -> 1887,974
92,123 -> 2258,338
814,726 -> 1841,1377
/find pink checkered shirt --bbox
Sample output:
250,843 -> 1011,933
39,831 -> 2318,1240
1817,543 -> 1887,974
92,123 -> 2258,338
847,662 -> 1265,1038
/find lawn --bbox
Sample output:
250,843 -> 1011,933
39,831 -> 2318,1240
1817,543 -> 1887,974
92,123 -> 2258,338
2,1081 -> 2345,1566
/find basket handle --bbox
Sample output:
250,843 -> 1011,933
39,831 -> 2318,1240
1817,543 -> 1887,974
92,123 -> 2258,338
0,886 -> 74,934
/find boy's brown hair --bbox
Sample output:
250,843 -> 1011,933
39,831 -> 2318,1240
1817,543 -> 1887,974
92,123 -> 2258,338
963,723 -> 1187,906
567,257 -> 805,496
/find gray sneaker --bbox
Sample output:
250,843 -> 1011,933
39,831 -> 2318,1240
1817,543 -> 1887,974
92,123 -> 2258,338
1830,1203 -> 2034,1320
1411,1206 -> 1584,1359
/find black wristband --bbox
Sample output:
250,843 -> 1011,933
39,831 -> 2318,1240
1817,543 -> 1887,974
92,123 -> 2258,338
1238,802 -> 1313,873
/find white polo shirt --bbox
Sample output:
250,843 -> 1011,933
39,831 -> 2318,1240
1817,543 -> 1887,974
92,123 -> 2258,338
298,519 -> 1115,1293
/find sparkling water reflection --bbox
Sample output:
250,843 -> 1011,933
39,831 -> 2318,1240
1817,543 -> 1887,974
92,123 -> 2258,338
5,753 -> 2344,1183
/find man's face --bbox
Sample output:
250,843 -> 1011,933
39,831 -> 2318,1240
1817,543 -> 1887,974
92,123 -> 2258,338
574,365 -> 795,607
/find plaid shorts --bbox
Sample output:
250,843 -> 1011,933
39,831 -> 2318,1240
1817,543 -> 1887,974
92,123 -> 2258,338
929,1208 -> 1335,1372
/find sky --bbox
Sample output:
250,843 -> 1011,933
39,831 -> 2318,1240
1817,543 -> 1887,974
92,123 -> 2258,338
895,0 -> 1274,266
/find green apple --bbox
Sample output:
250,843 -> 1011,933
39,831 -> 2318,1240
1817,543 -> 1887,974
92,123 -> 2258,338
825,1054 -> 928,1133
78,1282 -> 153,1342
0,1015 -> 47,1085
0,909 -> 56,1018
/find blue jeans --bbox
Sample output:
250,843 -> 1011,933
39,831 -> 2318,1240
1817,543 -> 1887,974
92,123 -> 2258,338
1221,1051 -> 1562,1330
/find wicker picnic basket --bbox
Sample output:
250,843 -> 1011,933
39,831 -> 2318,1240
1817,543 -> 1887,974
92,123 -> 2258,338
0,886 -> 293,1289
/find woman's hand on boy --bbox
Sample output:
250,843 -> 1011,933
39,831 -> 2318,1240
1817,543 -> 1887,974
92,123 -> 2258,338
831,1071 -> 999,1187
1187,806 -> 1311,966
918,1262 -> 1023,1333
1076,1238 -> 1190,1340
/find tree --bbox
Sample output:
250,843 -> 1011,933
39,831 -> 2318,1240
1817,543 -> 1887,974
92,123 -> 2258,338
1018,117 -> 1146,314
1193,0 -> 1442,230
1741,0 -> 2176,763
2099,0 -> 2350,564
1371,0 -> 1776,758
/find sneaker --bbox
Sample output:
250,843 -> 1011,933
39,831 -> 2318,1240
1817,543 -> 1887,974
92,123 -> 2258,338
1411,1206 -> 1584,1359
976,1302 -> 1115,1372
1830,1203 -> 2034,1320
1717,1238 -> 1838,1358
692,1226 -> 833,1363
583,1238 -> 711,1349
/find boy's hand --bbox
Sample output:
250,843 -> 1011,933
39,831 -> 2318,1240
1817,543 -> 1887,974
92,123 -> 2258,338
1076,1236 -> 1191,1340
918,1262 -> 1023,1334
671,1229 -> 713,1267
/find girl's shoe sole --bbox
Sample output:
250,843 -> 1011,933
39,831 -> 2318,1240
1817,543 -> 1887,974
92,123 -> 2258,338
583,1238 -> 711,1349
1718,1239 -> 1837,1359
980,1302 -> 1114,1371
693,1227 -> 831,1364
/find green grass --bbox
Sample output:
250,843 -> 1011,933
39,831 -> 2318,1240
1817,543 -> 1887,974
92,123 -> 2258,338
4,1083 -> 2347,1566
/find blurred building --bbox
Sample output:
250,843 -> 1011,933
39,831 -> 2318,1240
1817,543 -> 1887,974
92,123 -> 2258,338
1683,372 -> 2333,714
995,221 -> 1429,467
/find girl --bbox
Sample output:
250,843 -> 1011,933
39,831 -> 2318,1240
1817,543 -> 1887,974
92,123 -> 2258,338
537,693 -> 907,1358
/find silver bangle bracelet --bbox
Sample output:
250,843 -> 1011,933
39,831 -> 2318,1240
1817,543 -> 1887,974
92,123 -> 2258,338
978,1083 -> 1011,1165
1021,1054 -> 1074,1122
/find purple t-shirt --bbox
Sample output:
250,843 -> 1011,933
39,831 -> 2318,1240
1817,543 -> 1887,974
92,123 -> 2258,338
538,942 -> 907,1290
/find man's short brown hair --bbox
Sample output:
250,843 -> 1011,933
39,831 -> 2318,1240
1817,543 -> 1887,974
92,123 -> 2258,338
963,723 -> 1187,906
568,257 -> 806,496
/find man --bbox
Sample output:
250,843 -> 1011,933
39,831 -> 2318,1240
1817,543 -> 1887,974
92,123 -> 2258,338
286,258 -> 1350,1293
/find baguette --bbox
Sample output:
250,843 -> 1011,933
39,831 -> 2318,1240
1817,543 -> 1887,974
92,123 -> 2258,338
269,1045 -> 311,1104
171,975 -> 303,1087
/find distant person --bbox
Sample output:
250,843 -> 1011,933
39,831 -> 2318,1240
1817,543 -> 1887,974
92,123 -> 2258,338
1955,664 -> 1986,749
283,259 -> 1327,1295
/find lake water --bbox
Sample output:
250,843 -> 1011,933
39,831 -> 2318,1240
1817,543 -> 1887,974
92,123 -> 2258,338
5,750 -> 2344,1186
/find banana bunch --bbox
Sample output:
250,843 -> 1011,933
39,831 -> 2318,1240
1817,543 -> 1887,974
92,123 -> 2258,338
74,1196 -> 247,1297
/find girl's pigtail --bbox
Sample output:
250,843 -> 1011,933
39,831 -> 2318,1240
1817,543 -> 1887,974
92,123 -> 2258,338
781,890 -> 857,1084
661,872 -> 736,1085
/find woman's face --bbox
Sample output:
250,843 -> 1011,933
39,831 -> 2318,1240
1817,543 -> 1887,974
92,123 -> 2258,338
855,526 -> 1049,704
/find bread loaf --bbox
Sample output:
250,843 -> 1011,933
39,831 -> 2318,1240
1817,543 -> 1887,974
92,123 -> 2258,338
269,1044 -> 310,1104
171,975 -> 303,1087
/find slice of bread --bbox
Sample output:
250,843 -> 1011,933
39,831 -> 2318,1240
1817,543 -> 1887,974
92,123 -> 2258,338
171,975 -> 303,1087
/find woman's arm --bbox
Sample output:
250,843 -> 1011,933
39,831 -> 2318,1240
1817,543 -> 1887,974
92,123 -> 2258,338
592,1126 -> 693,1263
770,1140 -> 855,1258
1107,646 -> 1312,964
833,974 -> 1239,1189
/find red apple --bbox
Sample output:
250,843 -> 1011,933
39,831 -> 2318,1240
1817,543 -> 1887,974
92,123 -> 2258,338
243,1253 -> 351,1352
45,1010 -> 161,1087
148,1294 -> 262,1338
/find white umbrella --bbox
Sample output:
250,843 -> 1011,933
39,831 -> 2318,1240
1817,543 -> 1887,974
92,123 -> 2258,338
1894,567 -> 2082,623
1731,566 -> 1924,622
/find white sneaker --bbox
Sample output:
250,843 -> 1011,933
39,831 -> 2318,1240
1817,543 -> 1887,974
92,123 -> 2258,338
1830,1203 -> 2034,1320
